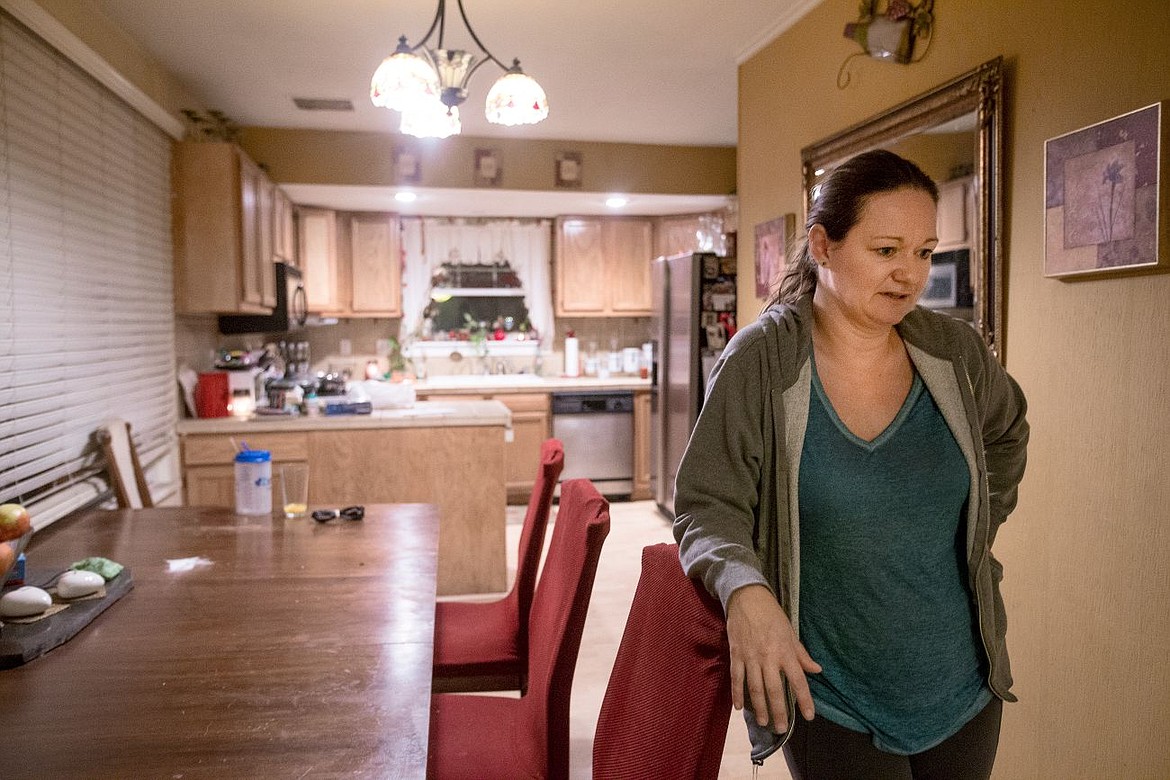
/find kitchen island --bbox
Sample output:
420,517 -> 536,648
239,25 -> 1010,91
177,399 -> 509,596
412,375 -> 653,501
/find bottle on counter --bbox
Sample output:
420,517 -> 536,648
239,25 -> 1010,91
564,330 -> 580,378
303,392 -> 320,417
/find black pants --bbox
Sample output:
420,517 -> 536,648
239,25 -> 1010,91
782,698 -> 1003,780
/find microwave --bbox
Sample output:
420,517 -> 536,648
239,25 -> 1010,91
218,262 -> 308,335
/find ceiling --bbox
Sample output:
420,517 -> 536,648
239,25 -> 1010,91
91,0 -> 820,216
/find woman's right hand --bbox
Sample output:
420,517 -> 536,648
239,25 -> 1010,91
726,584 -> 822,732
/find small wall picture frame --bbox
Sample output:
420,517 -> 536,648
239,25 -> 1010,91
474,148 -> 502,187
1044,101 -> 1167,278
754,214 -> 795,298
394,147 -> 421,184
555,151 -> 583,189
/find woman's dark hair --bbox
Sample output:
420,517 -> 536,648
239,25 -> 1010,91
767,149 -> 939,306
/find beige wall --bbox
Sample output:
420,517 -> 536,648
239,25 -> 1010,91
237,127 -> 735,196
23,3 -> 735,202
739,1 -> 1170,777
29,0 -> 201,115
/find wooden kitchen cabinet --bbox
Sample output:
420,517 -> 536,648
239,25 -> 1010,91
936,176 -> 974,251
655,212 -> 724,258
631,388 -> 652,500
500,393 -> 552,503
298,207 -> 340,312
348,213 -> 402,316
180,432 -> 309,508
555,216 -> 655,316
172,141 -> 281,314
298,210 -> 402,317
180,424 -> 507,595
273,187 -> 296,266
422,391 -> 550,504
256,173 -> 277,307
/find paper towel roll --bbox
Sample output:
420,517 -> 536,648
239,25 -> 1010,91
564,337 -> 580,377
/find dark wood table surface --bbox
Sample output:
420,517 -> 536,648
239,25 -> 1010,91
0,504 -> 439,779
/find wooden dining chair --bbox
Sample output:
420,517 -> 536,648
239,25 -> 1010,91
96,418 -> 153,509
427,478 -> 611,780
432,438 -> 564,693
592,542 -> 733,780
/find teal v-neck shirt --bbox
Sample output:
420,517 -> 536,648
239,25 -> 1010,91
798,362 -> 991,755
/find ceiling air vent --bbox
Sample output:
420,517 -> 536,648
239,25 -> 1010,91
292,97 -> 354,112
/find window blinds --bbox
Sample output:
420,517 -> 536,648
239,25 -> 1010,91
0,12 -> 177,512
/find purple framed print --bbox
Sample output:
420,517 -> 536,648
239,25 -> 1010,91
754,214 -> 795,298
1044,102 -> 1168,278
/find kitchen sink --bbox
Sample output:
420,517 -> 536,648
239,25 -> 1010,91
420,374 -> 546,389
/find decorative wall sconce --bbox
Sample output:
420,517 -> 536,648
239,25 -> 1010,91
838,0 -> 934,87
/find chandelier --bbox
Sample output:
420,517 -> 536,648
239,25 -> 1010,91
370,0 -> 549,139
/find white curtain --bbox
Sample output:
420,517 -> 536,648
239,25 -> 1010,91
399,218 -> 430,341
399,218 -> 554,347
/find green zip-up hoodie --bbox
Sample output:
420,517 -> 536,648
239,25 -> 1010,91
673,295 -> 1029,765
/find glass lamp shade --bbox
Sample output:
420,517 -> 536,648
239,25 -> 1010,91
400,99 -> 461,139
432,49 -> 476,107
370,45 -> 441,112
484,69 -> 549,126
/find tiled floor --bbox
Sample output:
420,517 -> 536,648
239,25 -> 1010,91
485,498 -> 795,779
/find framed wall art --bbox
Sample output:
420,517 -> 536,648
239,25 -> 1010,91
1044,101 -> 1167,278
474,148 -> 502,187
555,151 -> 582,189
754,213 -> 795,298
393,147 -> 421,184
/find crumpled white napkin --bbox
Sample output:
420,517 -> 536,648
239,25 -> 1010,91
166,556 -> 213,573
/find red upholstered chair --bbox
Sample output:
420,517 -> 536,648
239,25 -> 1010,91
427,478 -> 611,780
431,438 -> 564,693
592,542 -> 733,780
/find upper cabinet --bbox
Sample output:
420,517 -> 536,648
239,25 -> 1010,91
172,141 -> 282,315
655,213 -> 711,258
298,207 -> 340,312
348,213 -> 403,316
298,208 -> 402,318
935,176 -> 974,252
555,216 -> 654,317
273,187 -> 296,266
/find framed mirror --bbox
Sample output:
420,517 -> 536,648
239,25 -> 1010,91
802,57 -> 1005,359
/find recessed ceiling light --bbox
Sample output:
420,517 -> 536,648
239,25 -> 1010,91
605,195 -> 629,208
395,191 -> 418,203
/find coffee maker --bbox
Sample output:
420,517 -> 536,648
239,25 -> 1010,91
225,367 -> 263,418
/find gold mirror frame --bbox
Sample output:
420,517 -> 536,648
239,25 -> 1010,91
802,57 -> 1005,359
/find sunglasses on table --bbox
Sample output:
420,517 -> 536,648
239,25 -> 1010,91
311,505 -> 365,523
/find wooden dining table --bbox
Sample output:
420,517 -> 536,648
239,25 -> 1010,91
0,504 -> 439,779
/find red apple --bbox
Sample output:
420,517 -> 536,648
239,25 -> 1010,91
0,503 -> 31,542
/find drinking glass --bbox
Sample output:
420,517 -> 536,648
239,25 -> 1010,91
281,463 -> 310,518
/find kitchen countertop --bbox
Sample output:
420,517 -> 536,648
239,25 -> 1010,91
177,399 -> 511,434
177,377 -> 652,435
413,375 -> 652,394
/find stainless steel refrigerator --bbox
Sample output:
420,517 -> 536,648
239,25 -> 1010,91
651,252 -> 737,519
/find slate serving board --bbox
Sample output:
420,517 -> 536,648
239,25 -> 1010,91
0,568 -> 134,669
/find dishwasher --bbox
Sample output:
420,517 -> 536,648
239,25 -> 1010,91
551,391 -> 634,497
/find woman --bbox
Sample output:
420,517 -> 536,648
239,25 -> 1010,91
674,149 -> 1028,779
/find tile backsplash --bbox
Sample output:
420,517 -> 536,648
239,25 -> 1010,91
179,315 -> 653,381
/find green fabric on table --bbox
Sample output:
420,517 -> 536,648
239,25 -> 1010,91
70,557 -> 124,581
